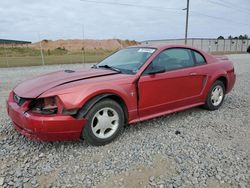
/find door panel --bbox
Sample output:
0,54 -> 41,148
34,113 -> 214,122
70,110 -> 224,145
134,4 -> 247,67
138,47 -> 208,119
138,68 -> 205,118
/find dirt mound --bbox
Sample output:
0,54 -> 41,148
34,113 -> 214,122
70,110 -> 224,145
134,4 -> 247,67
30,39 -> 139,51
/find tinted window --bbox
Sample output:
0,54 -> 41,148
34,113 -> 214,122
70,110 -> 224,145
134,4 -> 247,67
145,48 -> 194,74
193,51 -> 206,65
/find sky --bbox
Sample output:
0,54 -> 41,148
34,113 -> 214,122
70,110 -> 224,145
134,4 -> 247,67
0,0 -> 250,42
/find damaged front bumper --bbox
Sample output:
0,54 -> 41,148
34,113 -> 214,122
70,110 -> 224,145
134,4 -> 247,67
6,92 -> 86,141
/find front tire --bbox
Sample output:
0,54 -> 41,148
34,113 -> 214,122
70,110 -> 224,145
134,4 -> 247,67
81,99 -> 125,146
203,80 -> 225,110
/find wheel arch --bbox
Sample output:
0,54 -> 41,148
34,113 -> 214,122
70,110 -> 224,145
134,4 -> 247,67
76,93 -> 128,124
203,74 -> 228,101
215,75 -> 228,91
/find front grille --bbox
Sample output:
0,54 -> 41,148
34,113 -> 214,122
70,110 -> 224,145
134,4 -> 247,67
13,93 -> 26,106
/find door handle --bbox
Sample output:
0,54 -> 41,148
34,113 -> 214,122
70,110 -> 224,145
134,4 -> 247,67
189,72 -> 197,76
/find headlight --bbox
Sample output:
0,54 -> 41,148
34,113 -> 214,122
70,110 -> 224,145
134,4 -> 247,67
30,97 -> 58,114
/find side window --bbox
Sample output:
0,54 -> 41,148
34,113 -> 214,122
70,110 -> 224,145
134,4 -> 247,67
145,48 -> 195,74
193,51 -> 206,65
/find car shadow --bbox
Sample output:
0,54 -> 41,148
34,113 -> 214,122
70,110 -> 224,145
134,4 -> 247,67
6,103 -> 226,150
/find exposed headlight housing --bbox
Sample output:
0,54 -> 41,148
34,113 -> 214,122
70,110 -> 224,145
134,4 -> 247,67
30,97 -> 58,114
13,92 -> 26,106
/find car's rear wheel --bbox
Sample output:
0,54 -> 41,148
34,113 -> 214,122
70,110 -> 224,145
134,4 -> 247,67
81,99 -> 125,146
204,80 -> 225,110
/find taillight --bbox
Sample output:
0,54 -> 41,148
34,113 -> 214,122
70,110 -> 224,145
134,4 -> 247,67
30,97 -> 58,114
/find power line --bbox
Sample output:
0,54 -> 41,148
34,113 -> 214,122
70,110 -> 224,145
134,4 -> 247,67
80,0 -> 181,12
80,0 -> 250,29
207,0 -> 250,14
191,11 -> 250,28
80,0 -> 187,42
218,0 -> 250,12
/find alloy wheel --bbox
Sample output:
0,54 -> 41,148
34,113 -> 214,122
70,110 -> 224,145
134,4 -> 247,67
91,107 -> 119,139
211,85 -> 224,106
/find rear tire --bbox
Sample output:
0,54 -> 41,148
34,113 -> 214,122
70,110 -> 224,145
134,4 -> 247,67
81,99 -> 125,146
203,80 -> 225,110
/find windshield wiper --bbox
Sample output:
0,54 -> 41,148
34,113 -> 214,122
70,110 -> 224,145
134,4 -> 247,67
98,65 -> 121,73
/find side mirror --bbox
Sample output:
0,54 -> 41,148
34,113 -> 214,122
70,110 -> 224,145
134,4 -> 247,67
148,66 -> 165,75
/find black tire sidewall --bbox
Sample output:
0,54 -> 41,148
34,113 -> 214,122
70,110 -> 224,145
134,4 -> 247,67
205,80 -> 225,110
82,99 -> 125,146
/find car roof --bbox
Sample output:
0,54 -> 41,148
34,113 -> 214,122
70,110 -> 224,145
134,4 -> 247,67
128,43 -> 202,51
127,43 -> 215,63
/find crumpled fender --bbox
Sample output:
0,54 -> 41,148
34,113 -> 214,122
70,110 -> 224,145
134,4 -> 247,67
40,81 -> 137,114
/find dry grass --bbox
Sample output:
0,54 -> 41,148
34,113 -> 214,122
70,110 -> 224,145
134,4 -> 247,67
0,47 -> 114,68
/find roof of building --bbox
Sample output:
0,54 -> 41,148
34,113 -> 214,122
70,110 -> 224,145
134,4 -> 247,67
0,39 -> 31,44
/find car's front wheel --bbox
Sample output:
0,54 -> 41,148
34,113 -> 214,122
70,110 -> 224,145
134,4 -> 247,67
204,80 -> 225,110
81,99 -> 125,146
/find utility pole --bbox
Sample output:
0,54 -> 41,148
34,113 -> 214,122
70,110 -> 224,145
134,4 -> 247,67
81,24 -> 86,65
67,39 -> 72,64
184,0 -> 190,45
3,42 -> 9,67
38,32 -> 45,66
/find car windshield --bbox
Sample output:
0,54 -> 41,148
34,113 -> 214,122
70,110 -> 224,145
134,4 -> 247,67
96,47 -> 156,74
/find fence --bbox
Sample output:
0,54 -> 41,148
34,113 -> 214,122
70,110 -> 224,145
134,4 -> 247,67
0,47 -> 112,68
0,40 -> 125,68
141,38 -> 250,53
1,38 -> 249,68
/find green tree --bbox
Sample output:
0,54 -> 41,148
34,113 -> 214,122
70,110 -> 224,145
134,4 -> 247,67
217,36 -> 224,39
228,35 -> 233,39
239,35 -> 244,39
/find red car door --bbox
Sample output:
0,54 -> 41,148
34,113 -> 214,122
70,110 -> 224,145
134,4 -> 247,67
138,48 -> 206,119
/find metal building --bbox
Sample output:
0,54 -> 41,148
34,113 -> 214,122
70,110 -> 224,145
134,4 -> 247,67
141,38 -> 250,53
0,39 -> 31,45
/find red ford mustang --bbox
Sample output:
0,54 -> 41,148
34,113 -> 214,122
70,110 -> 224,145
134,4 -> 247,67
7,44 -> 236,145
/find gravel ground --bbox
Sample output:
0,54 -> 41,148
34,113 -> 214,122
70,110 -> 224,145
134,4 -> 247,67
0,54 -> 249,188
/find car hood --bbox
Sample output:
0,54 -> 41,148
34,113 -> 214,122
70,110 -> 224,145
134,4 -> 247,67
14,68 -> 118,98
